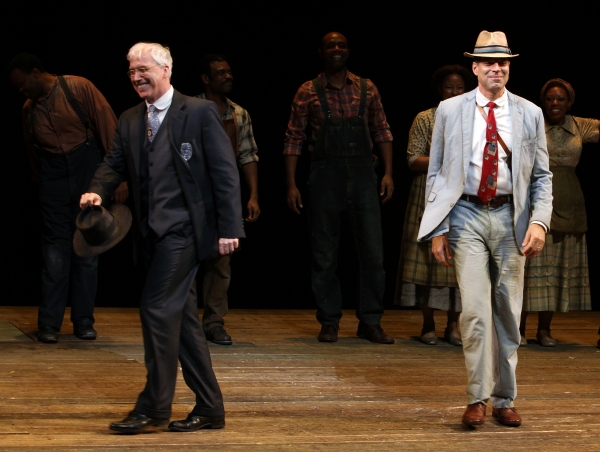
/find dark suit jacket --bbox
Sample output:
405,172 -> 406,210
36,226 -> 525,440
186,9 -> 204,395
89,89 -> 245,261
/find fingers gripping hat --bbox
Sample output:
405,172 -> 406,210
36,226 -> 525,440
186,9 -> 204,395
73,204 -> 132,258
464,31 -> 519,59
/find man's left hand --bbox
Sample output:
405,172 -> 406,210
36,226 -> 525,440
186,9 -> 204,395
522,223 -> 546,258
245,198 -> 260,222
219,238 -> 239,255
113,182 -> 129,204
380,174 -> 394,204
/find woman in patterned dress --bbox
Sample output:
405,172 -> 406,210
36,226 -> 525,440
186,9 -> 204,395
395,65 -> 474,346
521,79 -> 599,347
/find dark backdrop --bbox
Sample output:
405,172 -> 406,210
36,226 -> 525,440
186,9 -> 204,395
2,4 -> 599,310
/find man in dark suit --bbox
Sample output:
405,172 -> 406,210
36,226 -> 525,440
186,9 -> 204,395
80,42 -> 244,434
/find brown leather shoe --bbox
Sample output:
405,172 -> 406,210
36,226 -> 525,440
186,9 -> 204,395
317,325 -> 338,342
462,402 -> 486,426
356,323 -> 395,344
492,407 -> 522,427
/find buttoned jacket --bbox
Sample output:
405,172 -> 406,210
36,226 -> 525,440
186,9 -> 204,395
89,90 -> 244,261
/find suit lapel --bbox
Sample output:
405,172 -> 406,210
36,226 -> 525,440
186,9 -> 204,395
168,90 -> 186,155
508,92 -> 523,187
130,102 -> 146,177
167,91 -> 198,188
462,90 -> 476,178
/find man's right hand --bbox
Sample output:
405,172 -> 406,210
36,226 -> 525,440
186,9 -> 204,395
80,193 -> 102,209
432,234 -> 453,267
286,184 -> 303,214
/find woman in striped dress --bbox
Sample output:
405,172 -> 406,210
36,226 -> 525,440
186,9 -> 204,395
395,65 -> 474,346
521,78 -> 599,347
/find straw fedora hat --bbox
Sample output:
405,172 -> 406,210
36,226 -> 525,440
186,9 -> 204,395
73,204 -> 132,258
464,31 -> 519,59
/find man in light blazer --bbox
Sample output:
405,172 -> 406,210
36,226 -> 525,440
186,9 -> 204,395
80,42 -> 244,434
417,31 -> 552,427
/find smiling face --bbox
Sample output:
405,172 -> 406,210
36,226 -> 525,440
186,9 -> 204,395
439,74 -> 465,101
543,86 -> 570,125
319,32 -> 349,71
128,52 -> 171,103
472,58 -> 510,99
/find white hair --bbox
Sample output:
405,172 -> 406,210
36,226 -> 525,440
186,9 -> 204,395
127,42 -> 173,79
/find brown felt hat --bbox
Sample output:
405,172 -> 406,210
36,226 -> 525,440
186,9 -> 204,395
73,204 -> 132,258
464,31 -> 519,59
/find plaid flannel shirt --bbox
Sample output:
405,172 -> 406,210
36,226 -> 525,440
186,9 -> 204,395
283,71 -> 392,155
197,93 -> 258,167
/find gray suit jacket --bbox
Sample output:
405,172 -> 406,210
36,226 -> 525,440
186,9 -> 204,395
417,88 -> 553,249
89,90 -> 245,261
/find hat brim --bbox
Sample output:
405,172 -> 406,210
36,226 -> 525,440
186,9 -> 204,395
73,204 -> 132,258
464,52 -> 519,59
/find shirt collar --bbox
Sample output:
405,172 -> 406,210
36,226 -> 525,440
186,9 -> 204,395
545,113 -> 575,135
319,70 -> 355,90
146,85 -> 174,110
476,88 -> 508,108
196,92 -> 233,106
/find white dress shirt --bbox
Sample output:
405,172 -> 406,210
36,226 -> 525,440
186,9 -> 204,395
146,85 -> 174,125
464,88 -> 513,196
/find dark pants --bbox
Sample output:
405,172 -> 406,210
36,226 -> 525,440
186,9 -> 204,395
308,157 -> 385,326
135,222 -> 224,419
37,144 -> 100,330
202,253 -> 231,331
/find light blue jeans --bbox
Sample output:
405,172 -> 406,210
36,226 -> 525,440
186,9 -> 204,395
447,199 -> 525,408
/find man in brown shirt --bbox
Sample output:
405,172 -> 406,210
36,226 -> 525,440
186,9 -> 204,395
196,54 -> 260,345
9,53 -> 127,343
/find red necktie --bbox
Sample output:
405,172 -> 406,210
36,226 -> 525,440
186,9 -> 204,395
478,101 -> 498,203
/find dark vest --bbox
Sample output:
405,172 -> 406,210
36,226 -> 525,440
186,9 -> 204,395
139,114 -> 190,237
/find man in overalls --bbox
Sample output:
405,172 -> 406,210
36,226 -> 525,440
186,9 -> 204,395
9,53 -> 128,343
284,32 -> 394,344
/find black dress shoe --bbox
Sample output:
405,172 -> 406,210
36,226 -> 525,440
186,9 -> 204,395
356,323 -> 395,344
75,325 -> 97,340
206,326 -> 232,345
109,411 -> 169,434
317,325 -> 338,342
168,414 -> 225,432
38,326 -> 58,343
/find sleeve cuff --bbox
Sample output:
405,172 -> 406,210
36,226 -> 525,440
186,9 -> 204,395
530,220 -> 548,233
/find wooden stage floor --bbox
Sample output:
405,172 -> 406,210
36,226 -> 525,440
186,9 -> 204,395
1,307 -> 600,451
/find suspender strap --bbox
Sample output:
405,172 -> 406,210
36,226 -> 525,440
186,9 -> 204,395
312,78 -> 331,117
57,76 -> 96,146
358,78 -> 366,117
27,101 -> 41,149
312,77 -> 367,118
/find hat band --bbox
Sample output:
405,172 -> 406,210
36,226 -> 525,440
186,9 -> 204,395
472,45 -> 512,56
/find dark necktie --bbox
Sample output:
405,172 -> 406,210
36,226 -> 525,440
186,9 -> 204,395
478,101 -> 498,203
147,104 -> 160,142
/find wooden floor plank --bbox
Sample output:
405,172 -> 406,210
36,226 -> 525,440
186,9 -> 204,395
1,307 -> 599,450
